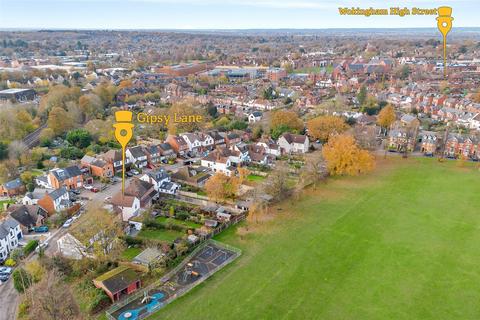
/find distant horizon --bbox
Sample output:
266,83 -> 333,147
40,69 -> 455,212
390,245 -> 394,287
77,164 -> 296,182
1,27 -> 479,32
0,0 -> 477,30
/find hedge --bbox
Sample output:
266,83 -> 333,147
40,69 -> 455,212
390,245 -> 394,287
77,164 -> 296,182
23,240 -> 39,255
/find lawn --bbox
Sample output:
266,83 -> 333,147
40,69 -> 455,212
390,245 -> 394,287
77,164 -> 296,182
121,247 -> 142,261
246,174 -> 266,182
137,229 -> 184,242
152,158 -> 480,320
156,216 -> 201,229
0,199 -> 14,212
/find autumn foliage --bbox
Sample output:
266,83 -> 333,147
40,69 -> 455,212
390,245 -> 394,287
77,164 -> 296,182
307,115 -> 349,142
205,173 -> 240,202
377,105 -> 396,129
322,134 -> 375,176
270,110 -> 304,131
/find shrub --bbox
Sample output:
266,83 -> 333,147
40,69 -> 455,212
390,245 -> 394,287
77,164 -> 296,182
23,240 -> 39,256
123,235 -> 143,246
175,211 -> 189,221
4,258 -> 16,267
12,268 -> 32,293
144,220 -> 166,230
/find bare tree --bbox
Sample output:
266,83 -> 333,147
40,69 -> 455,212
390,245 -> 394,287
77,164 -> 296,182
262,161 -> 291,201
8,140 -> 27,165
28,270 -> 80,320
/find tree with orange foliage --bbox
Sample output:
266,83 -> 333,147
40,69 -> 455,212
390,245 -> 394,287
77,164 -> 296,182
377,105 -> 396,130
322,134 -> 375,176
307,115 -> 349,142
205,173 -> 239,203
118,79 -> 133,89
270,110 -> 304,132
237,167 -> 250,185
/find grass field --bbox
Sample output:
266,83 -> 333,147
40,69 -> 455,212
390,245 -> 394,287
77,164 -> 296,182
137,229 -> 184,242
156,216 -> 202,229
246,174 -> 266,182
121,247 -> 142,261
152,158 -> 480,320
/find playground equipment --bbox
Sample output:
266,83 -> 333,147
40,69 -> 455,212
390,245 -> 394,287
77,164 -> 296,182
141,291 -> 152,304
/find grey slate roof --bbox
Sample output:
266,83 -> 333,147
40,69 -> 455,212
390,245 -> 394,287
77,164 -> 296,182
4,178 -> 23,190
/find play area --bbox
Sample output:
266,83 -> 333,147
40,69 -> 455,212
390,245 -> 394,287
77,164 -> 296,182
109,241 -> 240,320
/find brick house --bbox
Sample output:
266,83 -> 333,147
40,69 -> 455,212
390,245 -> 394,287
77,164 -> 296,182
37,187 -> 72,215
81,155 -> 114,178
166,135 -> 189,156
47,166 -> 84,190
0,178 -> 26,197
99,150 -> 131,176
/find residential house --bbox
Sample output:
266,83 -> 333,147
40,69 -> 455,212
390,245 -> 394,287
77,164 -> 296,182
256,140 -> 281,157
111,194 -> 141,222
0,178 -> 26,197
126,146 -> 148,169
111,178 -> 156,221
37,187 -> 72,215
248,111 -> 263,123
144,145 -> 162,167
0,219 -> 23,262
208,130 -> 226,147
157,143 -> 177,161
419,131 -> 442,155
180,133 -> 203,153
140,169 -> 180,195
166,135 -> 189,156
47,166 -> 84,190
99,150 -> 131,175
81,155 -> 114,178
201,150 -> 235,176
6,204 -> 47,234
225,132 -> 241,146
171,166 -> 211,187
248,144 -> 274,166
278,133 -> 310,154
22,188 -> 47,206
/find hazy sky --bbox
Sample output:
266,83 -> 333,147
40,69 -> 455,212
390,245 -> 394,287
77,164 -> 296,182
0,0 -> 476,29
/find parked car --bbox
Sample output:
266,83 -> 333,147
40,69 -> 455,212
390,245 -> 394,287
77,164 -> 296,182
84,185 -> 93,190
91,187 -> 99,193
63,218 -> 74,228
35,241 -> 49,253
0,274 -> 9,282
33,226 -> 49,233
131,169 -> 140,175
126,172 -> 134,177
71,189 -> 81,195
0,267 -> 12,274
104,196 -> 112,203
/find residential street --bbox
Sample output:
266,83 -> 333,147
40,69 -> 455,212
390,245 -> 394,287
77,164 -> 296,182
0,279 -> 19,320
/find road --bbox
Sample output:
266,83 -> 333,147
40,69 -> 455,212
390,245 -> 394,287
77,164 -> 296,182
0,164 -> 185,320
0,278 -> 19,320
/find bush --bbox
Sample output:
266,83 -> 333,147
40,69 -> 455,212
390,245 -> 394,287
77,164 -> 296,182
175,211 -> 189,221
23,240 -> 39,256
12,268 -> 32,293
144,220 -> 166,230
4,258 -> 16,267
123,235 -> 143,246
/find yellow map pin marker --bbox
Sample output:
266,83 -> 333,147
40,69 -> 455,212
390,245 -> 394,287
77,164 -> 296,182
113,110 -> 134,194
437,6 -> 453,78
